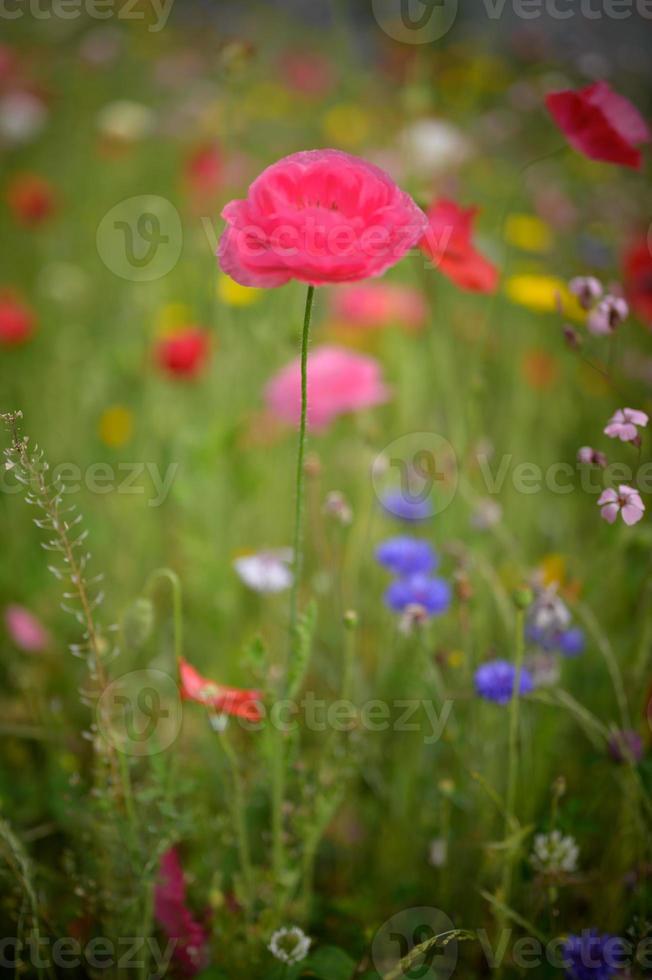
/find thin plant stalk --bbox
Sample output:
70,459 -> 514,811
498,607 -> 525,965
272,284 -> 315,894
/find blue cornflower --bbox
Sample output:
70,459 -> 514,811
557,627 -> 585,657
380,489 -> 433,522
562,930 -> 626,980
384,574 -> 451,616
474,659 -> 534,705
375,537 -> 437,577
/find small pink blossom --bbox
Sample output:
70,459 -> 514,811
587,295 -> 629,335
217,149 -> 427,287
598,485 -> 645,526
568,275 -> 603,310
330,282 -> 427,331
4,604 -> 50,651
265,345 -> 390,431
603,407 -> 648,443
577,446 -> 607,467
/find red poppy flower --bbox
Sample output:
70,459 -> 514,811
6,173 -> 56,225
623,236 -> 652,327
179,657 -> 262,722
420,198 -> 499,294
155,848 -> 209,978
0,291 -> 35,345
545,81 -> 650,170
184,143 -> 223,202
155,328 -> 210,379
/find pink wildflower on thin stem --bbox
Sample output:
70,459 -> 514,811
603,407 -> 648,443
577,447 -> 607,467
587,295 -> 629,336
597,485 -> 645,526
568,276 -> 603,310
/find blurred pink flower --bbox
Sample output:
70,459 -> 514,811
218,149 -> 426,287
587,295 -> 628,335
577,446 -> 607,467
598,485 -> 645,526
604,407 -> 648,442
154,848 -> 209,977
330,282 -> 427,331
4,604 -> 49,651
568,276 -> 602,310
265,345 -> 390,431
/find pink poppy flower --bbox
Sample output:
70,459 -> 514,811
420,198 -> 499,294
154,848 -> 209,977
587,295 -> 628,336
179,658 -> 262,722
603,407 -> 648,443
330,282 -> 427,331
598,485 -> 645,526
4,604 -> 50,651
545,81 -> 650,170
217,149 -> 426,287
265,345 -> 390,431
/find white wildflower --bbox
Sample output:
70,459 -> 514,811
428,837 -> 448,868
530,830 -> 579,874
268,926 -> 311,965
233,549 -> 293,593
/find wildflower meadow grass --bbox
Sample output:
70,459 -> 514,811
0,3 -> 651,978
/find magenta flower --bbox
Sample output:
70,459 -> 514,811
4,604 -> 50,651
597,485 -> 645,526
587,295 -> 629,336
265,345 -> 390,431
603,407 -> 648,443
217,149 -> 427,287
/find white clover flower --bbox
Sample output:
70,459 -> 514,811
530,830 -> 579,874
268,926 -> 311,965
233,549 -> 293,593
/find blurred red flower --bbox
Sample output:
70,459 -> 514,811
179,657 -> 263,721
184,143 -> 223,203
154,848 -> 209,978
546,81 -> 650,170
155,328 -> 210,379
623,236 -> 652,327
6,173 -> 56,225
420,199 -> 499,294
280,51 -> 336,97
0,291 -> 35,345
